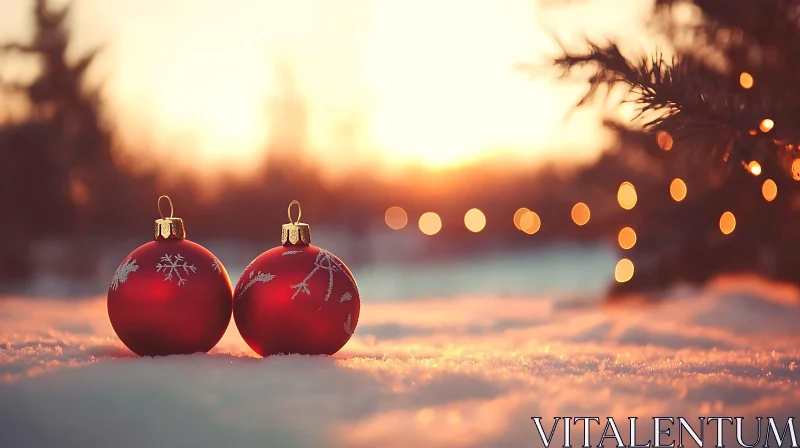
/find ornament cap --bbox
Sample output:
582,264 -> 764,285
281,200 -> 311,246
154,195 -> 186,240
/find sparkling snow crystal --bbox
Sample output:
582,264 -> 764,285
155,254 -> 197,286
211,257 -> 222,274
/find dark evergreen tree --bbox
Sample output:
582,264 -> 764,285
548,0 -> 800,296
0,0 -> 156,284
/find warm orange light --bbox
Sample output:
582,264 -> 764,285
792,159 -> 800,181
571,202 -> 590,226
762,179 -> 777,202
418,212 -> 442,235
69,176 -> 90,206
614,258 -> 634,283
669,178 -> 687,202
747,160 -> 762,176
618,227 -> 636,250
513,207 -> 530,230
464,208 -> 486,233
416,408 -> 435,425
617,182 -> 637,210
719,211 -> 736,235
739,72 -> 754,89
760,119 -> 774,133
519,210 -> 541,235
385,206 -> 408,230
656,131 -> 673,151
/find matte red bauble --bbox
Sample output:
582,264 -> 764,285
233,200 -> 361,357
107,196 -> 233,357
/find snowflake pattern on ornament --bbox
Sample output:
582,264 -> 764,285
237,271 -> 276,298
344,313 -> 354,335
110,258 -> 138,291
340,292 -> 352,303
282,250 -> 300,256
156,254 -> 197,286
290,250 -> 356,301
234,259 -> 257,296
211,257 -> 222,274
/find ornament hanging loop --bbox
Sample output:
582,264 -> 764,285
154,195 -> 185,240
282,200 -> 311,246
288,200 -> 302,225
158,195 -> 175,219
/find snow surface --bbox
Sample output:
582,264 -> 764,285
2,248 -> 800,447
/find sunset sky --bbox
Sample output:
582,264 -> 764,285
0,0 -> 664,177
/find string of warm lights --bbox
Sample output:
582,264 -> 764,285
384,154 -> 779,286
658,72 -> 800,181
384,73 -> 787,286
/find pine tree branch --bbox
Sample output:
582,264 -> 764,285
547,41 -> 800,176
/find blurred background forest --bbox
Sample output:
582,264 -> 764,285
2,0 -> 800,299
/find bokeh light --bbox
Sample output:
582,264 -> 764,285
656,131 -> 673,151
739,72 -> 754,89
614,258 -> 634,283
617,182 -> 637,210
571,202 -> 590,226
719,211 -> 736,235
384,206 -> 408,230
513,208 -> 530,230
762,179 -> 777,202
793,159 -> 800,181
759,119 -> 774,133
519,210 -> 541,235
747,160 -> 762,176
464,208 -> 486,233
669,178 -> 687,202
618,227 -> 636,250
69,176 -> 90,206
418,212 -> 442,236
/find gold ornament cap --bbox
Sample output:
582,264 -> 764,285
154,195 -> 186,240
281,200 -> 311,246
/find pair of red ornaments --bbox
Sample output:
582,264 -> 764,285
107,197 -> 360,357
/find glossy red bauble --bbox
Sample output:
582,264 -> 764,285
233,244 -> 360,357
107,239 -> 233,357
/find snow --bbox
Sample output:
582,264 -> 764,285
2,247 -> 800,447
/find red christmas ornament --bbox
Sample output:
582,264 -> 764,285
233,200 -> 361,357
107,196 -> 233,357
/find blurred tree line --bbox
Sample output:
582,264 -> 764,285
0,0 -> 160,283
10,0 -> 798,297
0,0 -> 619,287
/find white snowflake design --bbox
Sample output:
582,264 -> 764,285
155,253 -> 197,286
290,250 -> 356,302
211,257 -> 222,274
340,292 -> 352,303
234,259 -> 257,296
237,271 -> 276,298
344,313 -> 354,335
110,258 -> 138,291
282,250 -> 301,256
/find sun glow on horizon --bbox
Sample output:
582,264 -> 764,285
361,0 -> 571,169
0,0 -> 655,176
